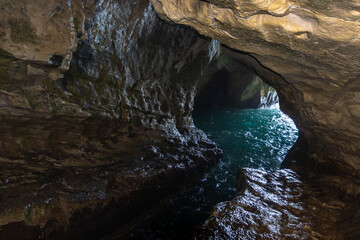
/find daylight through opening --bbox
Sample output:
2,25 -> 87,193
130,46 -> 299,240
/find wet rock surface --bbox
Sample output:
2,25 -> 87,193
0,0 -> 215,122
151,0 -> 360,192
2,0 -> 360,238
195,168 -> 360,240
0,0 -> 223,238
0,117 -> 221,239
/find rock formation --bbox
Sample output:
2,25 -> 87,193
151,0 -> 360,192
195,49 -> 279,109
150,0 -> 360,238
0,0 -> 222,238
1,0 -> 360,238
195,168 -> 360,240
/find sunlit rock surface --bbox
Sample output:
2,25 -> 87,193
151,0 -> 360,192
0,0 -> 77,68
195,168 -> 360,240
0,0 -> 222,238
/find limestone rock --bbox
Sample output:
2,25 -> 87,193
195,49 -> 279,109
0,0 -> 77,69
151,0 -> 360,191
0,0 -> 223,237
195,168 -> 360,240
0,118 -> 221,239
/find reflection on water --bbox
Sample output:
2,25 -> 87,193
130,106 -> 298,239
194,106 -> 298,170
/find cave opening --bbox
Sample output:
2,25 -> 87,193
191,60 -> 299,200
129,47 -> 299,240
2,0 -> 360,238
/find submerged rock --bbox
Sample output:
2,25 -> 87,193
195,168 -> 360,240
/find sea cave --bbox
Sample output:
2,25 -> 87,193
0,0 -> 360,239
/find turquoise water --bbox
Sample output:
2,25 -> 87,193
130,106 -> 298,239
194,106 -> 298,171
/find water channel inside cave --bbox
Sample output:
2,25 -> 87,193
129,100 -> 298,239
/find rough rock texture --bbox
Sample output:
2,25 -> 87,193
195,48 -> 279,109
0,0 -> 222,238
0,0 -> 218,123
195,168 -> 360,240
0,0 -> 77,68
151,0 -> 360,192
0,118 -> 220,239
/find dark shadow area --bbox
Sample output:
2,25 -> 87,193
194,49 -> 279,110
128,47 -> 299,240
0,116 -> 221,240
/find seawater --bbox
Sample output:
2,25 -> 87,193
130,106 -> 298,239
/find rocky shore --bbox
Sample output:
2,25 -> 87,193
195,168 -> 360,240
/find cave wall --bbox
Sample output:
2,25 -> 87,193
0,0 -> 225,167
195,48 -> 278,109
151,0 -> 360,192
0,0 -> 218,130
0,0 -> 223,238
1,0 -> 359,237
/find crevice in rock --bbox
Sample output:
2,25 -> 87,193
48,55 -> 65,68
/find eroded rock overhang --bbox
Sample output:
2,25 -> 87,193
151,0 -> 360,192
0,0 -> 223,238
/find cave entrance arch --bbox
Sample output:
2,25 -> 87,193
128,46 -> 299,240
180,46 -> 300,236
144,46 -> 301,240
192,45 -> 299,187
